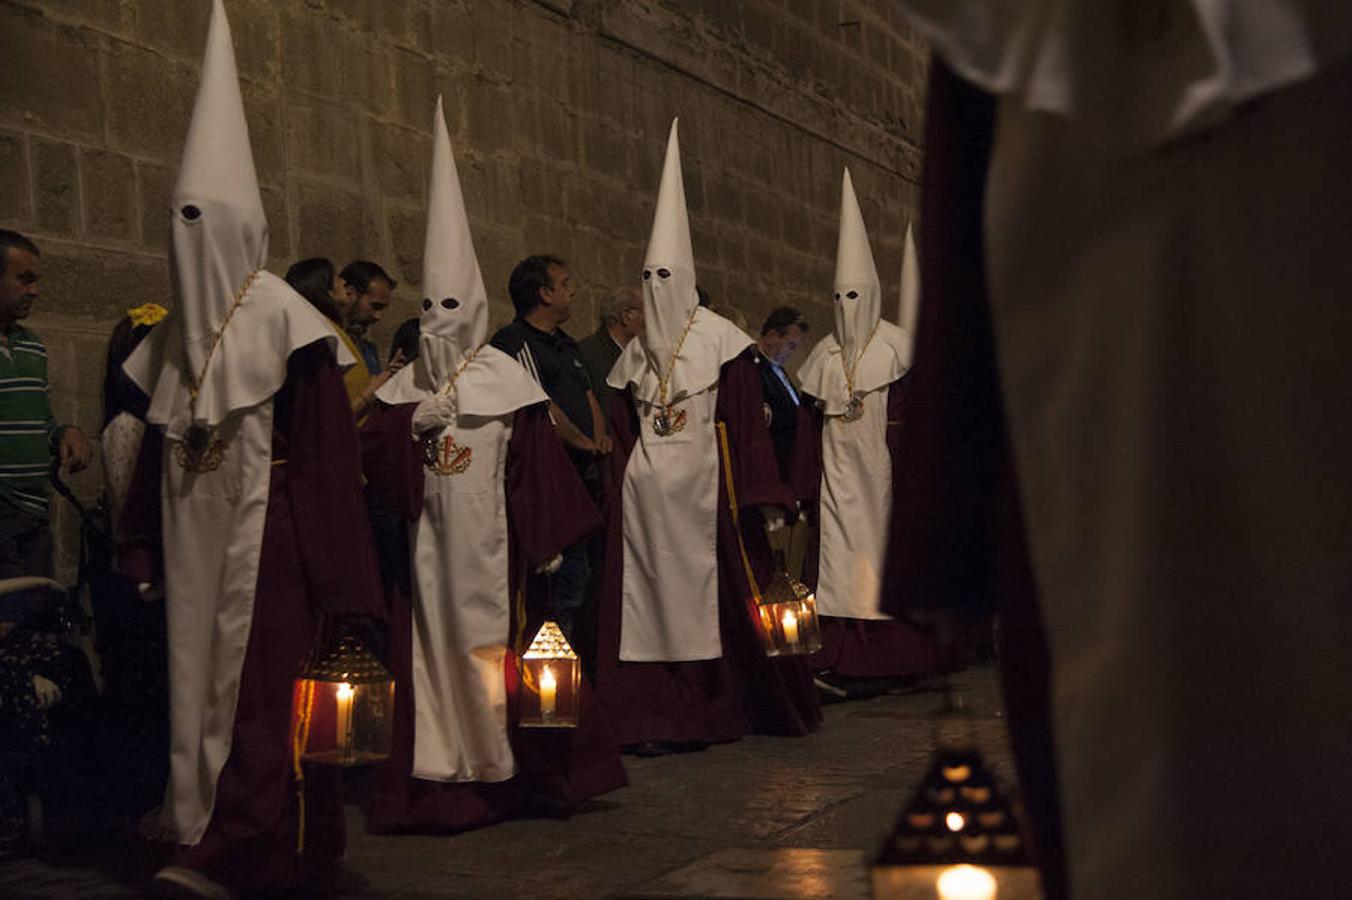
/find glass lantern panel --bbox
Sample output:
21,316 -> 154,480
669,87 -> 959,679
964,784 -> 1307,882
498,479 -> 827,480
296,678 -> 395,766
518,656 -> 581,728
758,596 -> 823,657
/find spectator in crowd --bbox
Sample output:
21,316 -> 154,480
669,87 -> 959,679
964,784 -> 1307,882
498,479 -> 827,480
0,230 -> 93,580
286,257 -> 405,419
756,306 -> 809,481
576,286 -> 642,419
96,301 -> 171,825
490,255 -> 609,664
338,259 -> 396,377
388,317 -> 420,366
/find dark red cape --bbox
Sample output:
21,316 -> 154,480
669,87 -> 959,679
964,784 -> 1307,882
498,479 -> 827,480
119,341 -> 385,892
595,351 -> 822,746
360,401 -> 627,832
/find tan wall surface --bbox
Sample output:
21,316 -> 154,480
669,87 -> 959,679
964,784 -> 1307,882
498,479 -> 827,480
1,0 -> 926,573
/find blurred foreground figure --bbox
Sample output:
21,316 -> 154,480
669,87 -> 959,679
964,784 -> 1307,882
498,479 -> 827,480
120,1 -> 383,894
888,4 -> 1352,897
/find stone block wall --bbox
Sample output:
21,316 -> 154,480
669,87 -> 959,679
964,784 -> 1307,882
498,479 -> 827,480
0,0 -> 926,573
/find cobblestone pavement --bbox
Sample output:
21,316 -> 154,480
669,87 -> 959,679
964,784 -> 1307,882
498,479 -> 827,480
3,666 -> 1014,898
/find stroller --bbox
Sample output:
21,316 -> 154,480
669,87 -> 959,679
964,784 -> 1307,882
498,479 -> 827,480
0,465 -> 168,857
0,574 -> 97,857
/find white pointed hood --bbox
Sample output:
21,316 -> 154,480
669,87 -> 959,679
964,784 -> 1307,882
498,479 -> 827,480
897,222 -> 920,359
639,119 -> 699,376
169,0 -> 267,379
416,96 -> 488,387
833,168 -> 883,367
797,168 -> 909,414
377,98 -> 545,415
123,0 -> 342,438
608,118 -> 750,403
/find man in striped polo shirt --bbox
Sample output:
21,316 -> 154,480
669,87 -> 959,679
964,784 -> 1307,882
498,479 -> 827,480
0,230 -> 93,578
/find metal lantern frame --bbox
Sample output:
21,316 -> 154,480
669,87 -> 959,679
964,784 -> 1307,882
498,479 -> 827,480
756,568 -> 823,658
294,634 -> 395,767
872,742 -> 1041,899
519,620 -> 582,728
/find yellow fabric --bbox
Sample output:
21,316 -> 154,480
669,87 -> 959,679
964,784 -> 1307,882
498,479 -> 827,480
332,324 -> 372,414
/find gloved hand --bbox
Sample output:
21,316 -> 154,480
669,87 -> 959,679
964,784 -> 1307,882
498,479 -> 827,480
412,395 -> 456,435
760,505 -> 787,533
535,554 -> 563,575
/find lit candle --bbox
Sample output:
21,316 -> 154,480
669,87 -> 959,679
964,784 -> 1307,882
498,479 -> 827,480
335,682 -> 354,760
781,609 -> 800,645
946,811 -> 966,832
936,864 -> 997,900
540,666 -> 557,718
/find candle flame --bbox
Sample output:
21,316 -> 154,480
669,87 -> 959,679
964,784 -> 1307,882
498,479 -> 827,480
782,610 -> 798,628
946,811 -> 966,832
336,682 -> 354,700
540,666 -> 557,690
936,864 -> 996,900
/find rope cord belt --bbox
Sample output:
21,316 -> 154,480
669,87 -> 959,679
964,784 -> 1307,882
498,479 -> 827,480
716,421 -> 762,608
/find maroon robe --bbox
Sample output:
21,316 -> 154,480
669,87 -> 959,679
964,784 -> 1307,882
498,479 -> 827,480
360,401 -> 627,832
119,341 -> 385,893
879,59 -> 1064,899
596,350 -> 822,746
792,377 -> 943,679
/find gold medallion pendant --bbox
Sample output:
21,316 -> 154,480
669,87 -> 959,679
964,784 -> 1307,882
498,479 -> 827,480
424,433 -> 473,476
173,426 -> 226,473
842,396 -> 864,422
651,406 -> 687,437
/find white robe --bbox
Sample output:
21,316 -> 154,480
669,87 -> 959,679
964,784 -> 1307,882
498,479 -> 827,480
814,382 -> 893,620
377,347 -> 547,781
618,388 -> 721,661
123,272 -> 343,844
608,309 -> 752,662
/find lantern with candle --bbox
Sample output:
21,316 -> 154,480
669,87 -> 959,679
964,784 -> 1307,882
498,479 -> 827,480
872,743 -> 1042,899
519,620 -> 581,728
294,634 -> 395,766
756,568 -> 822,657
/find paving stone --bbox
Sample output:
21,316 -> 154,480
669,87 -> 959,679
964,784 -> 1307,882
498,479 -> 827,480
628,848 -> 870,899
4,667 -> 1013,899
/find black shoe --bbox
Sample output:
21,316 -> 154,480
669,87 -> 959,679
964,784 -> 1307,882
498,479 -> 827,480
671,740 -> 709,754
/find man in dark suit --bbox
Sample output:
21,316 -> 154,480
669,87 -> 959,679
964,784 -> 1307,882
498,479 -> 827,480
756,306 -> 810,481
577,286 -> 643,418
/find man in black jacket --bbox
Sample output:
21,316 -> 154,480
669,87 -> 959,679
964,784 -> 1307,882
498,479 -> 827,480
755,306 -> 809,481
